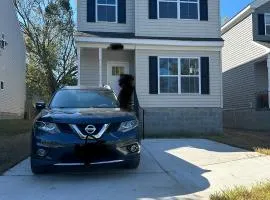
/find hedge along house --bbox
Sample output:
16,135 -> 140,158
75,0 -> 224,136
0,0 -> 26,119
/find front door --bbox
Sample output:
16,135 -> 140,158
107,62 -> 129,95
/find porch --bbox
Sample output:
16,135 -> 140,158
78,47 -> 135,95
75,33 -> 224,135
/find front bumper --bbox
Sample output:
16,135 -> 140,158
31,128 -> 140,167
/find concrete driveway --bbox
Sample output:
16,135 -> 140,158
1,139 -> 270,200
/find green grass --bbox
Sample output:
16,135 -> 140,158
210,182 -> 270,200
0,119 -> 32,136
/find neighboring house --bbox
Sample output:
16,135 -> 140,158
0,0 -> 26,119
75,0 -> 223,136
222,0 -> 270,131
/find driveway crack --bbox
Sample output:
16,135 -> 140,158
142,143 -> 181,185
201,154 -> 267,167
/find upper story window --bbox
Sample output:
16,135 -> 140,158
97,0 -> 117,22
265,14 -> 270,35
158,0 -> 199,20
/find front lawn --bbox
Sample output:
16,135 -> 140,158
207,129 -> 270,155
210,182 -> 270,200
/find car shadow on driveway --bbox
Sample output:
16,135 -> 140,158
1,139 -> 257,200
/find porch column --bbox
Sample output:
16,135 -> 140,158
267,55 -> 270,108
98,48 -> 102,87
77,47 -> 80,86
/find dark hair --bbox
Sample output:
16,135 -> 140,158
118,74 -> 134,111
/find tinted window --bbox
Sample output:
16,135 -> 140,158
50,89 -> 119,108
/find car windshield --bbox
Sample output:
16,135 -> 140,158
50,89 -> 119,109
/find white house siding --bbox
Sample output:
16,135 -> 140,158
222,14 -> 267,73
77,0 -> 135,33
135,0 -> 220,38
0,0 -> 26,119
80,48 -> 135,86
135,49 -> 222,108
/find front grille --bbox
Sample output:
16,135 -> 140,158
57,123 -> 74,134
106,123 -> 121,133
76,124 -> 104,135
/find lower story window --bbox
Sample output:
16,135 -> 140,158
180,58 -> 200,93
159,57 -> 200,94
0,81 -> 4,90
159,58 -> 178,93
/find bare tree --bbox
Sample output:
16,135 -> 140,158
14,0 -> 77,99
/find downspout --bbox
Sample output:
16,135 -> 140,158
98,48 -> 103,87
267,55 -> 270,108
77,47 -> 81,86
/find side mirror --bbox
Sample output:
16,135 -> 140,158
35,101 -> 46,111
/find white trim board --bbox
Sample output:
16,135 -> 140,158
77,42 -> 222,51
75,36 -> 224,48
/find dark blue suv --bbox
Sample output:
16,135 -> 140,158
31,86 -> 140,174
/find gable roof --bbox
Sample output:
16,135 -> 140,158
221,0 -> 270,35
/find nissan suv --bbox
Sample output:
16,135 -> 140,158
31,86 -> 140,174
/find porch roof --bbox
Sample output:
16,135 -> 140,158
75,31 -> 224,51
75,31 -> 224,42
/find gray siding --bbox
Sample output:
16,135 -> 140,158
222,14 -> 267,73
135,0 -> 221,38
135,49 -> 222,108
80,48 -> 134,86
77,0 -> 135,33
223,62 -> 256,109
253,1 -> 270,42
0,0 -> 26,118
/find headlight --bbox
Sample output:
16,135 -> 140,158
118,120 -> 138,133
35,121 -> 60,134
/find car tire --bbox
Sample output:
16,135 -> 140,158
124,158 -> 140,169
30,158 -> 47,174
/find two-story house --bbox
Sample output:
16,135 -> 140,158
222,0 -> 270,131
75,0 -> 223,136
0,0 -> 26,119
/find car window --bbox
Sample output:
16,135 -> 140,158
50,89 -> 119,109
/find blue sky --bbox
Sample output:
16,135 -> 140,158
70,0 -> 254,20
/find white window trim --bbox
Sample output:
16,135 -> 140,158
157,0 -> 200,21
96,0 -> 118,23
158,56 -> 201,95
265,13 -> 270,35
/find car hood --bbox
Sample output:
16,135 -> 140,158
38,108 -> 136,124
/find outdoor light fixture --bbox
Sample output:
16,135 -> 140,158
0,33 -> 8,50
108,43 -> 124,50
